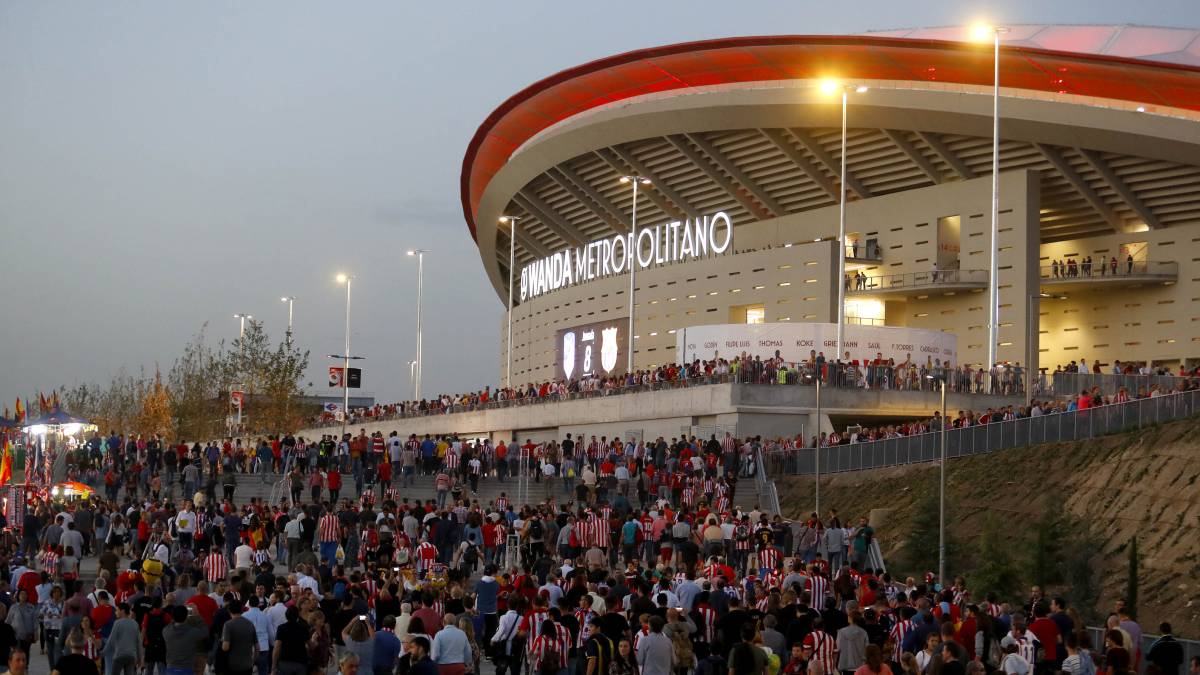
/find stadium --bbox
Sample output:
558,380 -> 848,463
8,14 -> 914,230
461,25 -> 1200,386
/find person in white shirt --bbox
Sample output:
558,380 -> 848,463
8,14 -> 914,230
233,542 -> 255,570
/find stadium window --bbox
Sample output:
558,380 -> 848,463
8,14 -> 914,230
745,306 -> 766,324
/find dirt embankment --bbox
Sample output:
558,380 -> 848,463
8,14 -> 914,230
778,418 -> 1200,636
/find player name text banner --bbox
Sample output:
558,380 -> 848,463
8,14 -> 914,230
676,323 -> 957,366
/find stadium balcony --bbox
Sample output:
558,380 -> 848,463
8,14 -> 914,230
845,269 -> 989,296
1038,260 -> 1178,293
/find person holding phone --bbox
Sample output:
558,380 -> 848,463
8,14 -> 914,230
342,614 -> 377,674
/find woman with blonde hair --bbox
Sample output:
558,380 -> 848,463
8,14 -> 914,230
456,615 -> 481,674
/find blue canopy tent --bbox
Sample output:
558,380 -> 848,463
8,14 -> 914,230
23,407 -> 90,428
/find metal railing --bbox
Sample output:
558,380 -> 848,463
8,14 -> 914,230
1084,627 -> 1200,675
755,451 -> 782,517
305,365 -> 1025,431
765,387 -> 1200,476
846,269 -> 988,292
1052,372 -> 1198,397
1040,259 -> 1177,280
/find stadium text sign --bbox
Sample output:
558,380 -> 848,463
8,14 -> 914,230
677,323 -> 958,366
519,212 -> 733,301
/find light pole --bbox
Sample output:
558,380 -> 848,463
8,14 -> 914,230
407,249 -> 429,400
927,373 -> 948,586
280,296 -> 295,341
814,375 -> 822,516
232,313 -> 252,430
407,360 -> 418,401
233,313 -> 253,341
620,175 -> 651,376
974,24 -> 1008,376
335,274 -> 353,440
819,80 -> 868,354
499,216 -> 521,389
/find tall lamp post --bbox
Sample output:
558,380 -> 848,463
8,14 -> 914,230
927,374 -> 948,586
814,375 -> 822,516
232,313 -> 252,429
407,360 -> 418,401
974,24 -> 1008,376
233,313 -> 253,341
407,249 -> 430,400
499,216 -> 522,389
819,80 -> 868,353
333,274 -> 357,440
280,296 -> 295,341
620,175 -> 651,376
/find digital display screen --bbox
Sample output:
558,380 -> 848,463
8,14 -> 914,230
555,317 -> 629,381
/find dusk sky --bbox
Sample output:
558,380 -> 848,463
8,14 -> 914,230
2,1 -> 1194,406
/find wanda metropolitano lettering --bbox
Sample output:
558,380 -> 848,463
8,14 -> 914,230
519,212 -> 733,301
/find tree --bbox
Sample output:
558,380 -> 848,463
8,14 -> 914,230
136,369 -> 173,439
223,320 -> 310,433
1125,536 -> 1139,620
901,489 -> 951,575
1028,510 -> 1066,587
972,514 -> 1022,602
168,326 -> 229,442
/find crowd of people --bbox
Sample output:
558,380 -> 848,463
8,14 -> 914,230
1046,255 -> 1135,279
0,422 -> 1194,675
314,354 -> 1044,430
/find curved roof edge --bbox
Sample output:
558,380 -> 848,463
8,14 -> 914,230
461,33 -> 1200,243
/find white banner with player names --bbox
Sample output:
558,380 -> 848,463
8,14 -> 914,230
676,322 -> 957,366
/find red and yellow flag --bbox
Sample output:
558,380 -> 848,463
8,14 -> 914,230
13,399 -> 23,424
37,393 -> 48,414
0,437 -> 12,485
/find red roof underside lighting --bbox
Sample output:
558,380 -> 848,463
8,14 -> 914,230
461,35 -> 1200,242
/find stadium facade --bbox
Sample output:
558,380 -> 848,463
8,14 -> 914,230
461,25 -> 1200,385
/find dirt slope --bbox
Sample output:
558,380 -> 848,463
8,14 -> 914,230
778,418 -> 1200,635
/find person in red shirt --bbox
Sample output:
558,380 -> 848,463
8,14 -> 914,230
1028,602 -> 1061,665
327,468 -> 342,503
186,580 -> 218,627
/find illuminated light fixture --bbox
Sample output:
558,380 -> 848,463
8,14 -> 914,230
687,294 -> 697,299
1136,106 -> 1147,113
783,243 -> 793,248
814,237 -> 822,242
619,176 -> 651,185
855,85 -> 869,93
753,285 -> 765,290
649,331 -> 658,336
818,78 -> 840,95
707,291 -> 718,296
667,330 -> 676,334
779,282 -> 791,287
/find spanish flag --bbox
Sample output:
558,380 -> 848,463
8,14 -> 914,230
0,437 -> 12,485
13,399 -> 23,425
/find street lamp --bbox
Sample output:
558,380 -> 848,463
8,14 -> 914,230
233,313 -> 253,340
819,80 -> 869,355
973,24 -> 1009,376
499,216 -> 522,389
814,374 -> 822,516
620,175 -> 651,375
406,249 -> 430,399
407,360 -> 418,401
334,274 -> 354,439
927,373 -> 948,586
280,296 -> 295,339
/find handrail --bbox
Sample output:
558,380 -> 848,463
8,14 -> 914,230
1039,259 -> 1177,279
846,269 -> 988,292
763,387 -> 1200,476
304,366 -> 1025,431
1052,371 -> 1198,397
755,451 -> 782,517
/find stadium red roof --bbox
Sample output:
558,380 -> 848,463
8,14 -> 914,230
461,31 -> 1200,242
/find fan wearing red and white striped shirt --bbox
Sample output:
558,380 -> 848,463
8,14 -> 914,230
802,623 -> 837,674
889,614 -> 915,663
203,548 -> 228,583
529,621 -> 570,670
693,603 -> 717,644
806,572 -> 829,606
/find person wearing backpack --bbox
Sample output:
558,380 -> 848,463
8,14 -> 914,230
583,617 -> 614,675
141,596 -> 170,674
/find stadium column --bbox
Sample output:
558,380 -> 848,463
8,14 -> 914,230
996,170 -> 1042,384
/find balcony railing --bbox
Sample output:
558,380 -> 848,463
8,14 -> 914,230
1052,371 -> 1197,397
846,269 -> 988,293
1039,260 -> 1177,281
763,387 -> 1200,476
